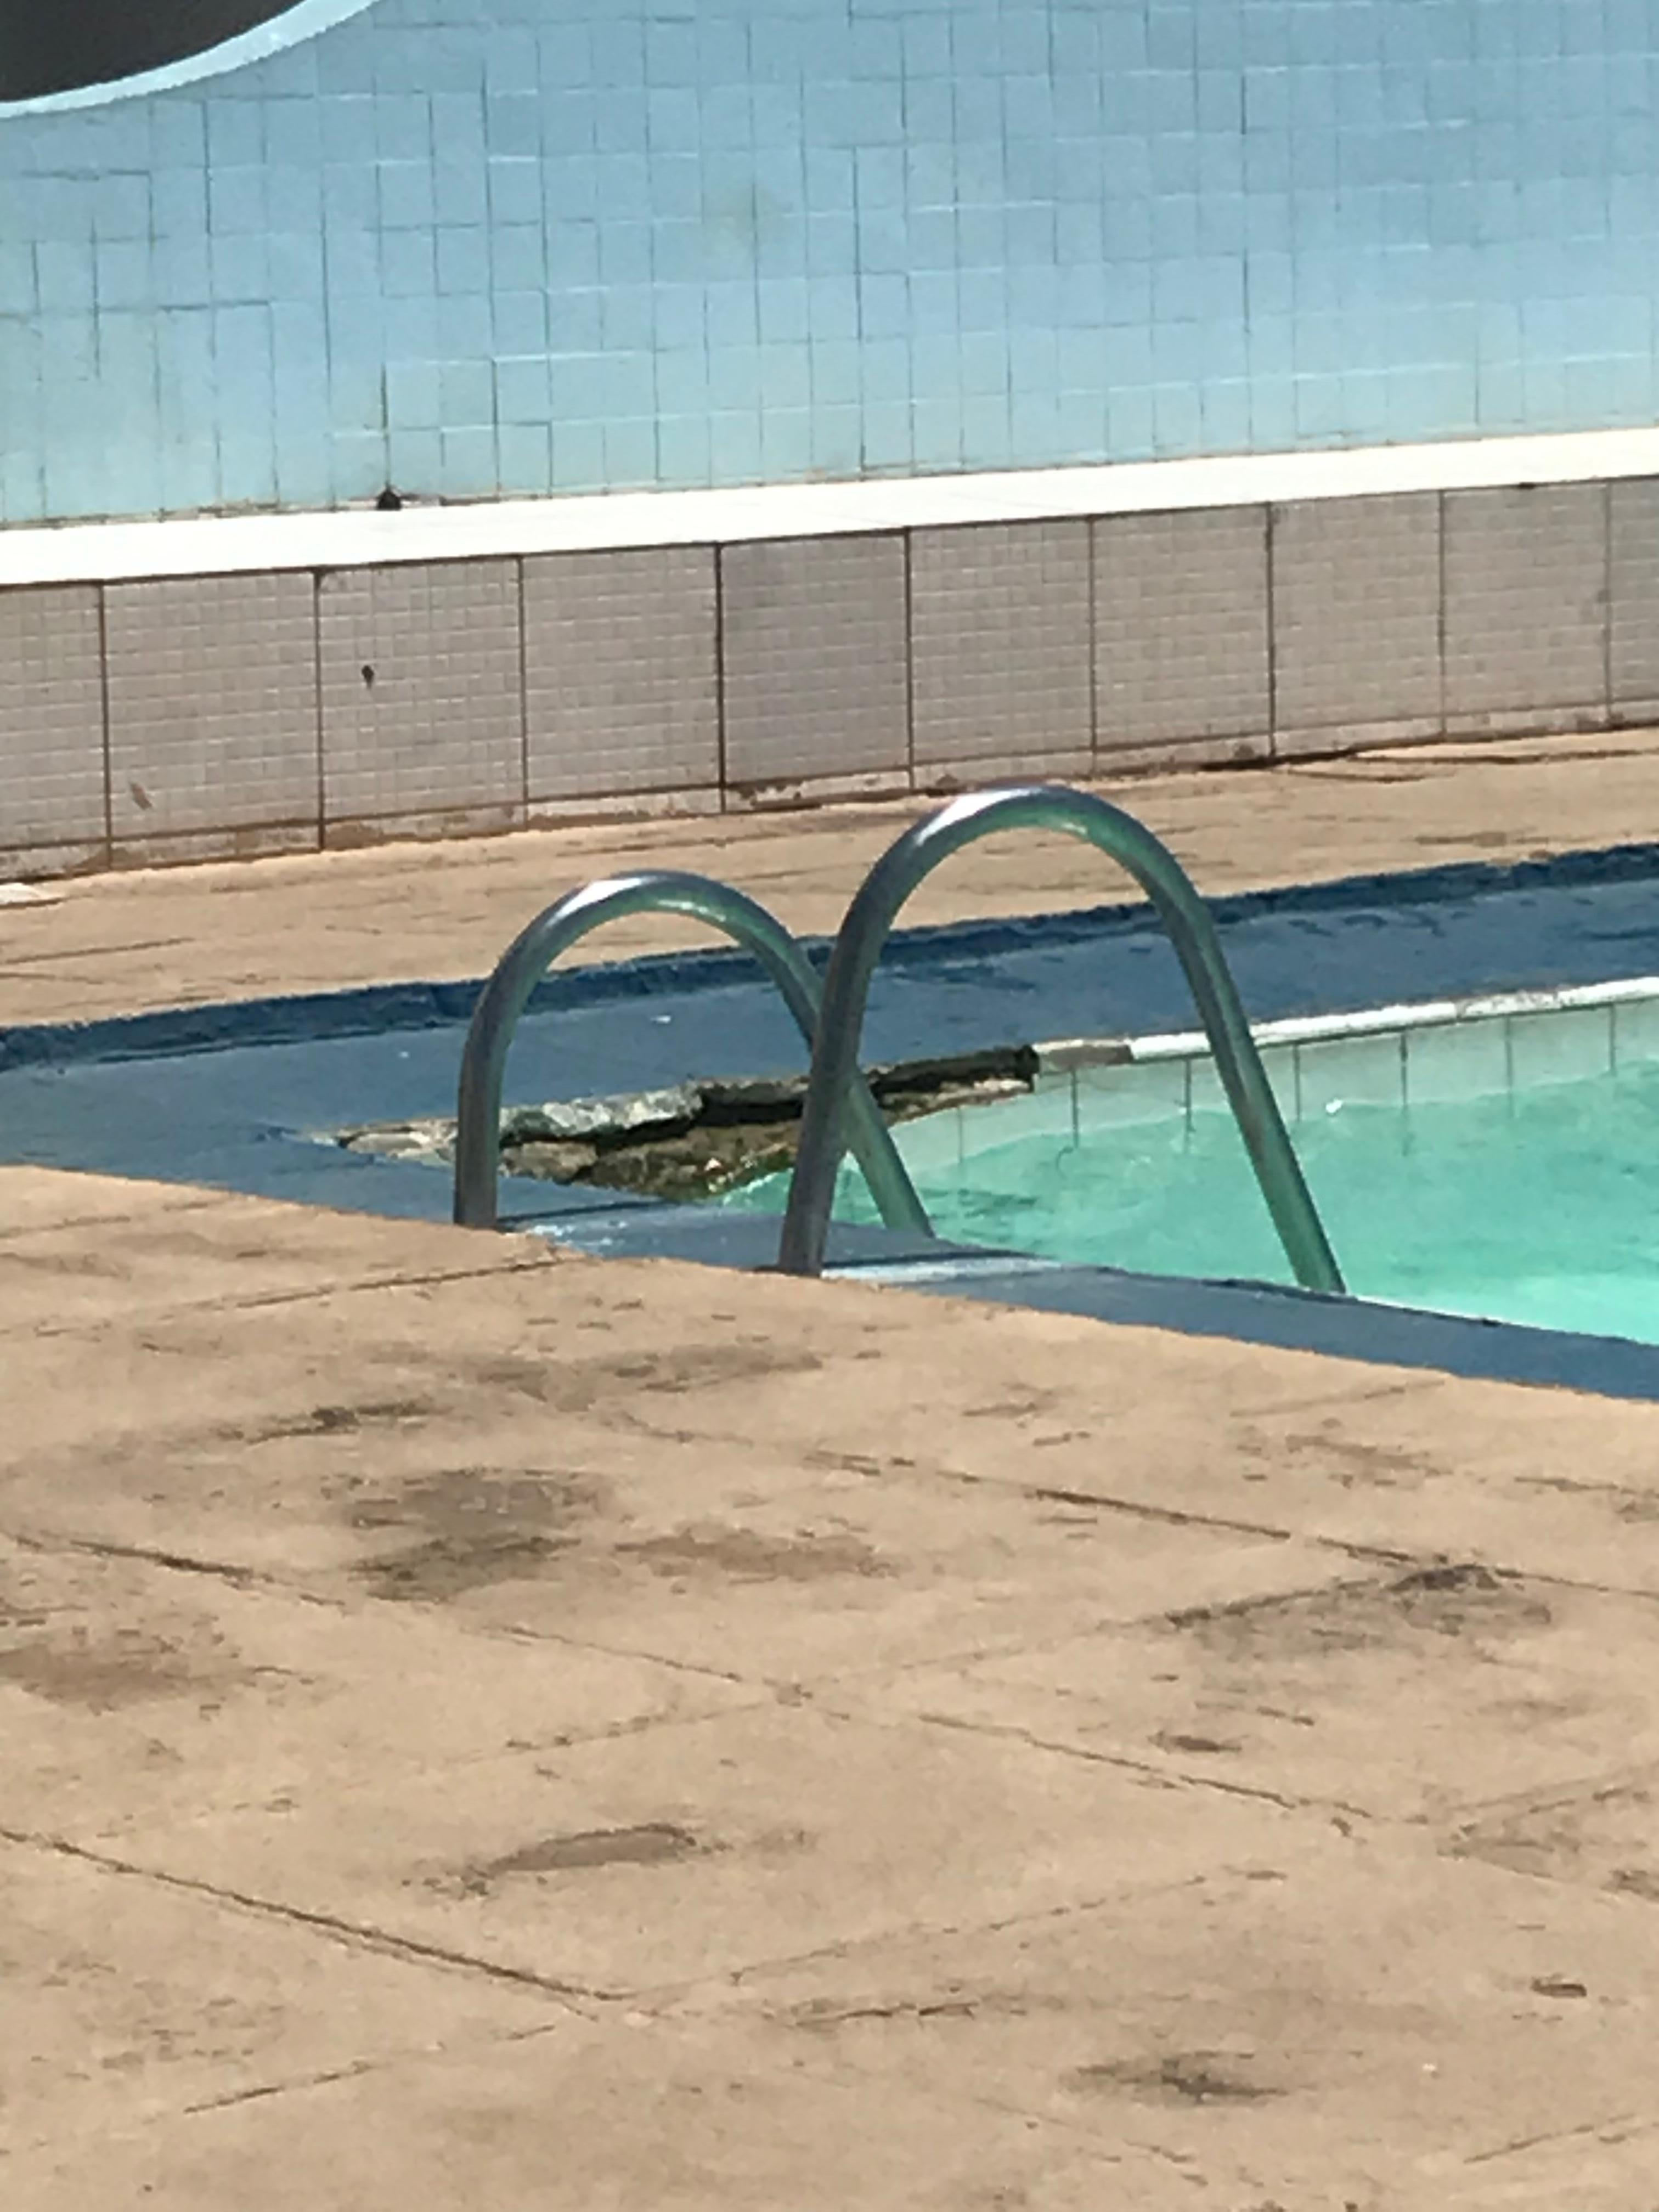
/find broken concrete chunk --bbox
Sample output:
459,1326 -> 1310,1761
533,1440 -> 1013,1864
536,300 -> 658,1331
331,1041 -> 1041,1201
337,1117 -> 453,1161
504,1085 -> 700,1144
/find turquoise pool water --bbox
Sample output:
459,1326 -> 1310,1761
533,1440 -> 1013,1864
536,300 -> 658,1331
727,1053 -> 1659,1344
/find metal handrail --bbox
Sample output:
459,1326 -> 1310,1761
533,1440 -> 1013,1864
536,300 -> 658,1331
453,870 -> 932,1236
777,786 -> 1345,1293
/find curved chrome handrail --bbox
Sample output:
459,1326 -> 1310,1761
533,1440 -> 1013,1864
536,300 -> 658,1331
777,786 -> 1344,1293
453,869 -> 932,1237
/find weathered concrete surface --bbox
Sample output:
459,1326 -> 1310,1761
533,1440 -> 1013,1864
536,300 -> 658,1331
4,729 -> 1659,1023
5,1167 -> 1659,2205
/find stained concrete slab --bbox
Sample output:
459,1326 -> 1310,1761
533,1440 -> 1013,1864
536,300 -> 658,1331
0,1412 -> 1353,1688
1,1837 -> 563,2157
3,2017 -> 1204,2211
606,1300 -> 1659,1589
0,1173 -> 559,1367
0,1537 -> 756,1839
1436,2115 -> 1659,2210
47,1702 -> 1307,1995
675,1830 -> 1659,2205
855,1566 -> 1659,1824
4,1150 -> 1659,2205
1453,1760 -> 1659,1910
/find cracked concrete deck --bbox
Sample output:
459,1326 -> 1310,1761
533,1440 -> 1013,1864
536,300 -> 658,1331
7,737 -> 1659,2205
6,1171 -> 1659,2207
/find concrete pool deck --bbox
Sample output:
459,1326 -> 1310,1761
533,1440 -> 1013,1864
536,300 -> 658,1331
7,1171 -> 1659,2205
5,726 -> 1659,1024
8,736 -> 1659,2205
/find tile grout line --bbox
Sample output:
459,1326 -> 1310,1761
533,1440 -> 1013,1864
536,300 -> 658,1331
902,528 -> 916,793
311,568 -> 325,850
515,554 -> 529,824
1436,488 -> 1448,735
95,581 -> 113,861
1263,501 -> 1278,759
1603,477 -> 1615,722
713,541 -> 729,811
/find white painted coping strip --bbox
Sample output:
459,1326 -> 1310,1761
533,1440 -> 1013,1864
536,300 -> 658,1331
826,1254 -> 1068,1285
1035,974 -> 1659,1070
4,422 -> 1659,589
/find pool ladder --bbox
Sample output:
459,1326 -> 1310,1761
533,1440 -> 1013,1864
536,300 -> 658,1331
453,783 -> 1344,1298
452,871 -> 929,1235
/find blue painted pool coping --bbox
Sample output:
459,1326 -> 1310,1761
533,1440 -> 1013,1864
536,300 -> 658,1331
12,834 -> 1659,1072
8,836 -> 1659,1407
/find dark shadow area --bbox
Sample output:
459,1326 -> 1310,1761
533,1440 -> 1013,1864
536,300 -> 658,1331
0,0 -> 302,99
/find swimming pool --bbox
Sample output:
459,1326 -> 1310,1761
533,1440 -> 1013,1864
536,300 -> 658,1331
725,983 -> 1659,1347
10,842 -> 1659,1400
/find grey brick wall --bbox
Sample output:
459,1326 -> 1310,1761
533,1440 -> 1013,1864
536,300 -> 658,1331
1271,494 -> 1441,753
1610,478 -> 1659,718
0,584 -> 107,874
1095,507 -> 1269,761
0,479 -> 1629,879
1442,484 -> 1609,731
105,573 -> 319,858
910,522 -> 1092,778
720,535 -> 908,800
319,561 -> 524,838
524,548 -> 719,808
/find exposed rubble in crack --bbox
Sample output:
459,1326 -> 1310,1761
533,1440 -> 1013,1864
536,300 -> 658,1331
333,1045 -> 1039,1203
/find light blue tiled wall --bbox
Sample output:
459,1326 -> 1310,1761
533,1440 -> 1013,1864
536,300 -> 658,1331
3,0 -> 1658,525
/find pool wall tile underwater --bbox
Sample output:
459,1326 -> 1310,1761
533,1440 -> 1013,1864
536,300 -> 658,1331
956,1080 -> 1074,1151
966,993 -> 1659,1172
1614,995 -> 1659,1069
890,1105 -> 965,1177
1508,1004 -> 1616,1090
984,1017 -> 1571,1163
1403,1019 -> 1510,1108
868,983 -> 1659,1378
1294,1033 -> 1407,1119
1189,1042 -> 1299,1124
1071,1059 -> 1187,1135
